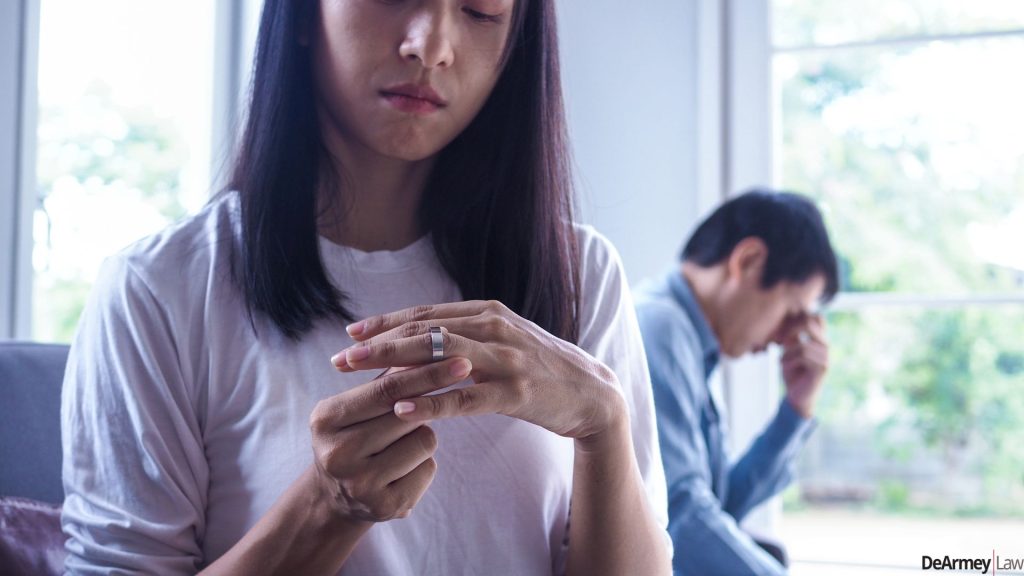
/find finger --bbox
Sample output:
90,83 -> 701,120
341,412 -> 426,458
781,343 -> 827,367
347,300 -> 509,341
334,313 -> 524,372
393,382 -> 508,422
781,315 -> 807,340
364,314 -> 513,349
333,322 -> 460,371
780,336 -> 812,359
778,342 -> 802,360
385,457 -> 438,518
782,349 -> 827,374
333,323 -> 461,372
313,411 -> 424,479
311,358 -> 473,429
804,315 -> 828,344
804,347 -> 829,369
796,339 -> 828,364
336,330 -> 484,373
778,330 -> 803,348
371,425 -> 437,483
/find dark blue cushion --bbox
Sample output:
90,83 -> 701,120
0,342 -> 70,505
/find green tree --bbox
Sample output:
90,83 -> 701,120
778,36 -> 1024,515
35,81 -> 187,342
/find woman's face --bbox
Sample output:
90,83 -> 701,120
312,0 -> 515,162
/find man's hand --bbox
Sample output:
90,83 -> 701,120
777,314 -> 828,419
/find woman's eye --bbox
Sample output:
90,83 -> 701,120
462,7 -> 503,24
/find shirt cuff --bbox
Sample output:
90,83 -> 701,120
764,399 -> 817,451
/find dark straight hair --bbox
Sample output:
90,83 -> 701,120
681,188 -> 841,303
225,0 -> 580,343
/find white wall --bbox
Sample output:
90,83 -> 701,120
557,1 -> 701,285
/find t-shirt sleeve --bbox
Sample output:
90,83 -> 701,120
61,255 -> 210,575
575,227 -> 673,557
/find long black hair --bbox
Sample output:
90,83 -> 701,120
226,0 -> 580,342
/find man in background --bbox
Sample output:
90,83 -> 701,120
635,189 -> 840,575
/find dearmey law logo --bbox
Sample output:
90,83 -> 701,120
921,550 -> 1024,574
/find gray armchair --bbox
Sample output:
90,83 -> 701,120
0,341 -> 70,575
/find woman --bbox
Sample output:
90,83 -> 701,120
61,0 -> 671,573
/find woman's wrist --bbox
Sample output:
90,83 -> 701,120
307,466 -> 373,540
573,389 -> 629,454
201,466 -> 373,575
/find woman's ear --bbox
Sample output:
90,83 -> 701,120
726,237 -> 768,286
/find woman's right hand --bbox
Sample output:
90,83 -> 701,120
308,356 -> 473,524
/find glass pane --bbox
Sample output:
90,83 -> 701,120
782,306 -> 1024,569
775,36 -> 1024,294
774,0 -> 1024,48
34,0 -> 215,342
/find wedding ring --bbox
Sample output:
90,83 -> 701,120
429,326 -> 444,361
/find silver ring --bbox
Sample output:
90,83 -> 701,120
429,326 -> 444,361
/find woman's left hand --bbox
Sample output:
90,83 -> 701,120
331,300 -> 626,441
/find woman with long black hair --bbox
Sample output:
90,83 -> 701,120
61,1 -> 671,573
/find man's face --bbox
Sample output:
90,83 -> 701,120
718,273 -> 826,358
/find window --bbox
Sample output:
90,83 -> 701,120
771,0 -> 1024,570
30,0 -> 219,342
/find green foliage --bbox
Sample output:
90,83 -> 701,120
778,32 -> 1024,516
34,81 -> 188,341
36,81 -> 187,221
33,277 -> 92,344
876,480 -> 910,511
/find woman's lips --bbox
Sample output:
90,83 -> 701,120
380,83 -> 448,114
381,92 -> 444,114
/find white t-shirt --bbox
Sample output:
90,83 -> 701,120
61,193 -> 669,575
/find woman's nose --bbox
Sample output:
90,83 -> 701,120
399,8 -> 455,69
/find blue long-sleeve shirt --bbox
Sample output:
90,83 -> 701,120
634,269 -> 816,576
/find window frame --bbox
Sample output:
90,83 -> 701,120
0,0 -> 38,340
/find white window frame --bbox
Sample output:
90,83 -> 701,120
0,0 -> 38,340
693,0 -> 785,537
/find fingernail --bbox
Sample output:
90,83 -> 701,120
346,346 -> 371,363
450,359 -> 472,379
330,353 -> 346,367
395,401 -> 416,415
346,321 -> 365,336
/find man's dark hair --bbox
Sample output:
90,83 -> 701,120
223,0 -> 579,342
681,189 -> 840,302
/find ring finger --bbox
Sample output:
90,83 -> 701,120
334,330 -> 487,373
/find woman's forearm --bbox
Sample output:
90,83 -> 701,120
566,403 -> 672,576
199,466 -> 371,576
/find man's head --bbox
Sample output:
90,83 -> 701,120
681,189 -> 839,358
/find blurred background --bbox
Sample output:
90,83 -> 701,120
1,1 -> 1021,573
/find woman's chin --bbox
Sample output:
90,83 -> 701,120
372,136 -> 448,163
